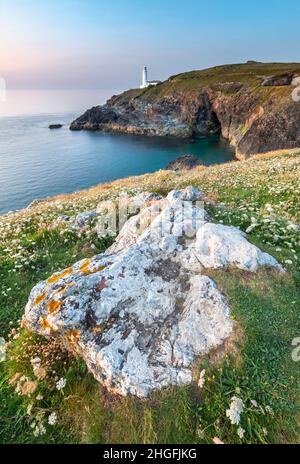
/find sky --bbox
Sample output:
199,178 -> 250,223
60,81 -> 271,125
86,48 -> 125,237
0,0 -> 299,90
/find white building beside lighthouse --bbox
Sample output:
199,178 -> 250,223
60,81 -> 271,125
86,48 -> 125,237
140,66 -> 161,89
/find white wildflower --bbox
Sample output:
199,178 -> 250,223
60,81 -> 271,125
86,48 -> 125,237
246,224 -> 257,233
262,428 -> 268,436
198,369 -> 206,389
0,338 -> 6,362
237,426 -> 245,439
33,423 -> 46,437
250,399 -> 258,408
56,377 -> 66,391
31,357 -> 41,368
226,396 -> 245,425
26,403 -> 33,416
48,412 -> 57,426
265,405 -> 274,416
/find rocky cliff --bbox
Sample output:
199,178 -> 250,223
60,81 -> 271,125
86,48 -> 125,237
70,62 -> 300,158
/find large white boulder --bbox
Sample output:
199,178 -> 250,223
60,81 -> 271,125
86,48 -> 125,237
194,223 -> 282,272
24,188 -> 281,397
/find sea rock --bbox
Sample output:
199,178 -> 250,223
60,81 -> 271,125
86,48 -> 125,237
24,187 -> 281,397
49,124 -> 63,129
166,155 -> 203,171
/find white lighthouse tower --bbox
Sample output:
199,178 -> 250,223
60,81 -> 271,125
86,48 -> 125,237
140,66 -> 161,89
141,66 -> 148,89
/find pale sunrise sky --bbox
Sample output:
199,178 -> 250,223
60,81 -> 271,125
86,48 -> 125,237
1,0 -> 299,90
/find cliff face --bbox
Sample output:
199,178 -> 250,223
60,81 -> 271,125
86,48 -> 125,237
70,63 -> 300,158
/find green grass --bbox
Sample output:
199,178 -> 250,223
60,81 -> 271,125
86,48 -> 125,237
0,151 -> 299,444
119,62 -> 300,103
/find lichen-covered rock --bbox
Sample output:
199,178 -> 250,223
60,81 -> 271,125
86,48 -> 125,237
193,223 -> 283,272
24,187 -> 281,397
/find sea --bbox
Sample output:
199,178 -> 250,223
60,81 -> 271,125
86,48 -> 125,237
0,89 -> 234,215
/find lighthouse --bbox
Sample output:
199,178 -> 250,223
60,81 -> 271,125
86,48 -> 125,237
141,66 -> 148,89
140,66 -> 161,89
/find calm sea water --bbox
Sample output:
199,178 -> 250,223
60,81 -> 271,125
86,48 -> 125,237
0,90 -> 234,215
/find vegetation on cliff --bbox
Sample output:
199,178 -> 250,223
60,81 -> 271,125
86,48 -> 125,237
71,62 -> 300,158
0,151 -> 299,444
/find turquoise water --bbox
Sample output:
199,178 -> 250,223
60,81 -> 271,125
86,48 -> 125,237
0,91 -> 234,215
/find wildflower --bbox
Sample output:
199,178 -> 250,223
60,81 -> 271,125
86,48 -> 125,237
198,369 -> 206,389
237,427 -> 245,439
48,412 -> 57,426
36,395 -> 44,401
265,405 -> 274,416
34,367 -> 47,380
33,424 -> 46,437
250,399 -> 258,408
56,377 -> 66,391
196,426 -> 205,439
0,338 -> 6,362
212,437 -> 224,445
31,357 -> 41,368
19,380 -> 38,397
9,372 -> 22,386
246,224 -> 257,234
226,396 -> 245,425
262,428 -> 268,436
27,403 -> 33,415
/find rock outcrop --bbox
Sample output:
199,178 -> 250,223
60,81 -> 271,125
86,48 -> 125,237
70,62 -> 300,158
49,124 -> 63,129
166,154 -> 203,171
24,187 -> 282,397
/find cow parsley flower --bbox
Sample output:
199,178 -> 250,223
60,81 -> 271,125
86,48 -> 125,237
198,369 -> 206,389
265,405 -> 274,416
33,424 -> 46,437
56,377 -> 66,391
48,412 -> 57,426
26,403 -> 33,416
226,396 -> 245,425
237,427 -> 245,439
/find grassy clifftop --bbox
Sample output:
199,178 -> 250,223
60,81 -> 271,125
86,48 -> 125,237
115,62 -> 300,103
0,151 -> 299,444
72,62 -> 300,157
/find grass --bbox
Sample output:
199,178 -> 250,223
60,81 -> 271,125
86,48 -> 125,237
0,151 -> 299,444
121,62 -> 300,103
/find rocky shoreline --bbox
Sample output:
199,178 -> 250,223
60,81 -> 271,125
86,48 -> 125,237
70,62 -> 300,159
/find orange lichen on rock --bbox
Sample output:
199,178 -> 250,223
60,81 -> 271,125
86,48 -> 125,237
40,316 -> 55,333
47,268 -> 73,285
78,259 -> 92,275
46,300 -> 62,315
78,259 -> 105,276
53,282 -> 76,296
68,329 -> 81,341
34,292 -> 47,307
